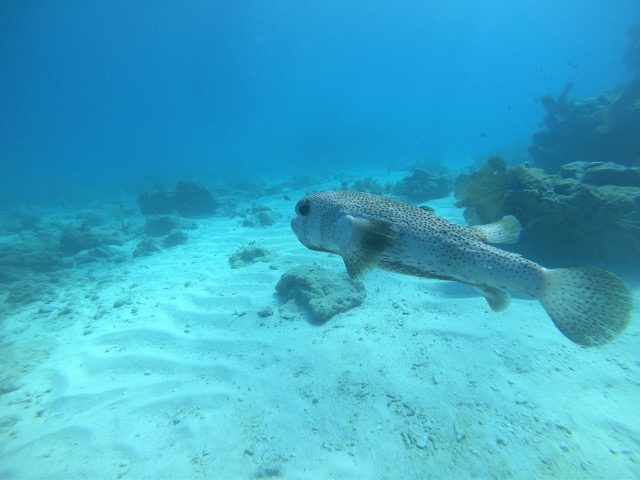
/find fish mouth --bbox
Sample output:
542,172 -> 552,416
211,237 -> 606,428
291,216 -> 313,249
290,216 -> 302,240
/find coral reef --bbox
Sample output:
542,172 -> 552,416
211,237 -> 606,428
347,177 -> 390,196
0,205 -> 140,307
454,158 -> 640,267
561,161 -> 640,187
58,211 -> 132,257
143,215 -> 196,237
393,168 -> 453,202
59,226 -> 107,255
0,199 -> 201,308
344,168 -> 453,202
529,77 -> 640,172
138,181 -> 219,217
133,215 -> 195,257
241,204 -> 281,228
275,266 -> 366,323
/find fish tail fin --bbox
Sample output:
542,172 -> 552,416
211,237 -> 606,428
538,268 -> 633,347
471,215 -> 521,244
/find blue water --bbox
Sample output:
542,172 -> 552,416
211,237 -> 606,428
1,0 -> 638,203
1,3 -> 640,478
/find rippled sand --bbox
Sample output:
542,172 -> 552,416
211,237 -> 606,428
1,180 -> 638,479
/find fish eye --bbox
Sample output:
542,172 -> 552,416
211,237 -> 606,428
296,200 -> 311,216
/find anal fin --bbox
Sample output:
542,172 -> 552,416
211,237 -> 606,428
474,285 -> 511,311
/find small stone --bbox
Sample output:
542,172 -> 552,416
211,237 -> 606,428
254,464 -> 281,478
416,436 -> 429,449
560,443 -> 569,452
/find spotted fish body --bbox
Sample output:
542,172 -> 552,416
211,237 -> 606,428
291,190 -> 633,347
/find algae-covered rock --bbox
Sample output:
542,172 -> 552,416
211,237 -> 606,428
454,158 -> 640,267
275,266 -> 367,322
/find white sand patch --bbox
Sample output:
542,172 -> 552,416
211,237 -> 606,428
1,181 -> 638,479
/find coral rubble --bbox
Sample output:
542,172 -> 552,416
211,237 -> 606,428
228,242 -> 276,268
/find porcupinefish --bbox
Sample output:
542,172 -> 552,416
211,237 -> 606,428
290,190 -> 633,347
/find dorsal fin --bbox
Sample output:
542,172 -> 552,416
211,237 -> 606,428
470,215 -> 521,244
339,217 -> 396,278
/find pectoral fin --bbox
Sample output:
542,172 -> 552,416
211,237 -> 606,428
338,216 -> 396,278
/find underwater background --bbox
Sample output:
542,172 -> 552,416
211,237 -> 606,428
1,1 -> 640,479
1,0 -> 638,202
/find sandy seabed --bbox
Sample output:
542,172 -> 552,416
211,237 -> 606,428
0,176 -> 639,480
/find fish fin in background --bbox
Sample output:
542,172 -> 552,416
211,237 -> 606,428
538,268 -> 633,347
470,215 -> 522,244
474,285 -> 511,311
339,216 -> 396,278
